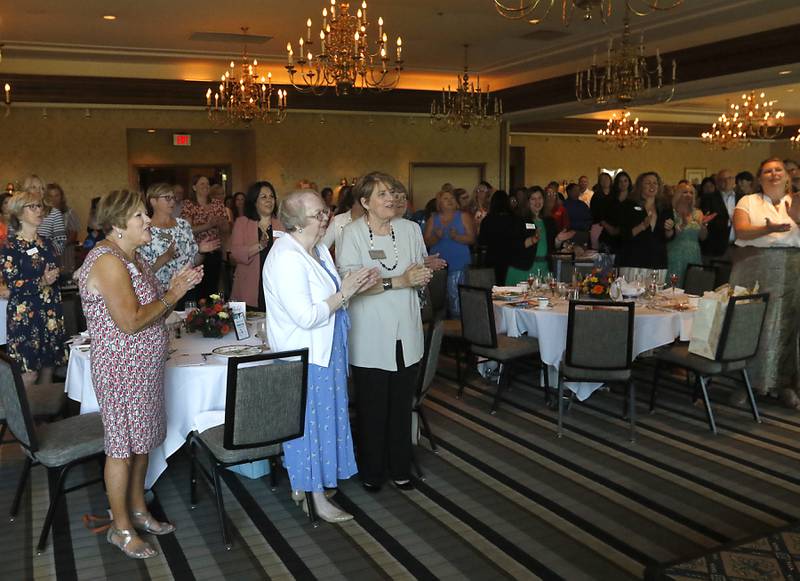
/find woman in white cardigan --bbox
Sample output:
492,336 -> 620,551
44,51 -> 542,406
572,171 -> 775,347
263,190 -> 378,523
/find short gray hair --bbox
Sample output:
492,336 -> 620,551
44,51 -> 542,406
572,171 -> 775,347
278,189 -> 321,232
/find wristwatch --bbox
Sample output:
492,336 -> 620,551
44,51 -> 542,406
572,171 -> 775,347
382,278 -> 393,291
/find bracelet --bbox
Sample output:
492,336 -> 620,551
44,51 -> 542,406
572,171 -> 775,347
159,296 -> 173,311
340,291 -> 349,310
382,278 -> 393,291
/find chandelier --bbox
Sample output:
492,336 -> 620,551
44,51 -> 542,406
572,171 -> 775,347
701,91 -> 785,149
596,110 -> 648,149
1,44 -> 10,111
205,28 -> 287,125
791,129 -> 800,151
494,0 -> 682,25
576,7 -> 675,106
285,1 -> 403,96
430,45 -> 502,131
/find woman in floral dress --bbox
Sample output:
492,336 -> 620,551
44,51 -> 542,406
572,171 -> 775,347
666,182 -> 709,286
181,175 -> 229,300
138,183 -> 220,302
0,191 -> 66,386
80,189 -> 202,559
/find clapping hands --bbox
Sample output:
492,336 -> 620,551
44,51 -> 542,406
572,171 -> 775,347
341,267 -> 381,298
43,265 -> 59,286
785,193 -> 800,225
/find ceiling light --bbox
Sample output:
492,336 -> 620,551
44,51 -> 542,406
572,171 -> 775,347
528,18 -> 541,24
103,15 -> 117,21
778,70 -> 792,75
146,129 -> 156,133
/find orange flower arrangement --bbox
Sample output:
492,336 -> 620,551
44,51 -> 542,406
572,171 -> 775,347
580,268 -> 614,298
185,294 -> 232,338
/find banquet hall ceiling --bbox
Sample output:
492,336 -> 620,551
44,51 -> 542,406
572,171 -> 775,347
1,0 -> 799,123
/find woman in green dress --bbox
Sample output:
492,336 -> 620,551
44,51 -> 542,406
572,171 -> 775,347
506,187 -> 570,285
666,182 -> 708,286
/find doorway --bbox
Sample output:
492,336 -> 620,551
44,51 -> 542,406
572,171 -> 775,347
135,165 -> 233,196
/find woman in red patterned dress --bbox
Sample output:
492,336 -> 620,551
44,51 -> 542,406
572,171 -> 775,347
79,190 -> 202,559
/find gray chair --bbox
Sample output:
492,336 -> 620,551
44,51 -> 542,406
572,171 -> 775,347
457,285 -> 548,414
649,293 -> 769,434
0,352 -> 104,554
558,300 -> 636,441
188,348 -> 310,548
1,381 -> 67,444
683,263 -> 717,296
553,253 -> 575,283
421,268 -> 448,323
464,267 -> 496,290
711,259 -> 732,288
412,319 -> 444,480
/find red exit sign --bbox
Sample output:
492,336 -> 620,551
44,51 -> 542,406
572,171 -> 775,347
172,133 -> 191,146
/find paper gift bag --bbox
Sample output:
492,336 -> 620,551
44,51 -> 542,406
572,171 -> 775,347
688,297 -> 727,359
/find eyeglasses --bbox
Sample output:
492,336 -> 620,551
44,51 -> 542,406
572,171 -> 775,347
158,195 -> 176,202
23,203 -> 43,210
311,207 -> 331,221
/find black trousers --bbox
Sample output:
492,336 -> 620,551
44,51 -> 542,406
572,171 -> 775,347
352,341 -> 419,484
196,249 -> 222,301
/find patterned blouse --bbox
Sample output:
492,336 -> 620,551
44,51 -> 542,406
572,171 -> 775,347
137,218 -> 198,290
181,198 -> 227,244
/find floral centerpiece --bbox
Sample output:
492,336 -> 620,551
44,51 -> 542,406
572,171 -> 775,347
580,268 -> 614,298
185,294 -> 232,338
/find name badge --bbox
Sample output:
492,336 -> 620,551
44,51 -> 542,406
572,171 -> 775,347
26,247 -> 39,256
634,206 -> 643,211
525,223 -> 537,230
369,249 -> 387,260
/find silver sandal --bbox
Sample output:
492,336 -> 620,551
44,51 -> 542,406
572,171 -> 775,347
106,527 -> 158,559
131,511 -> 176,536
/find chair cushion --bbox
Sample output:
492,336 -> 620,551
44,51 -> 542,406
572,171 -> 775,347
197,426 -> 282,465
655,344 -> 725,375
472,335 -> 540,361
442,319 -> 462,337
27,383 -> 66,417
560,362 -> 631,382
35,412 -> 105,468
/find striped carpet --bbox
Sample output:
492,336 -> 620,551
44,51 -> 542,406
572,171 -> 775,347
3,356 -> 800,580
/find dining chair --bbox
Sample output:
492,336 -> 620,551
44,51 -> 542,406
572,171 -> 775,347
710,259 -> 732,288
683,263 -> 717,296
558,300 -> 636,442
553,253 -> 575,283
649,293 -> 769,434
458,285 -> 548,414
464,267 -> 496,290
0,352 -> 105,554
411,319 -> 444,480
421,267 -> 448,323
187,348 -> 310,548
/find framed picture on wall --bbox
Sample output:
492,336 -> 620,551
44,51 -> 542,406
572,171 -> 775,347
684,167 -> 707,185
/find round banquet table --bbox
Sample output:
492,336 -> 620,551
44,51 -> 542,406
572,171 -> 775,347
494,295 -> 696,400
65,329 -> 265,488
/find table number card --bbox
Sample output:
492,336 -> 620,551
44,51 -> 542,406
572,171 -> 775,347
229,301 -> 249,340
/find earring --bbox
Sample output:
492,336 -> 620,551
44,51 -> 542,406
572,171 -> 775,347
116,230 -> 123,239
296,227 -> 304,234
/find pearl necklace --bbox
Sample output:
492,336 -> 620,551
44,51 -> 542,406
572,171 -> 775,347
366,217 -> 399,271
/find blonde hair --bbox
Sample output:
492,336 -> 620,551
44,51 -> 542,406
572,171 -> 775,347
672,182 -> 697,211
23,175 -> 45,195
7,191 -> 42,230
435,190 -> 456,212
96,189 -> 144,234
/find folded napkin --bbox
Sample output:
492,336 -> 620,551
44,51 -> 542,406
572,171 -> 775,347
492,286 -> 523,293
165,311 -> 187,326
618,282 -> 645,297
171,353 -> 208,367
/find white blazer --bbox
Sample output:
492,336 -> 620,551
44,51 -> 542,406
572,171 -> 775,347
262,234 -> 339,367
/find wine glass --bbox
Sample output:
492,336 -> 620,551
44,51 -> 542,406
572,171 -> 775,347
548,275 -> 558,298
185,300 -> 197,313
670,272 -> 679,295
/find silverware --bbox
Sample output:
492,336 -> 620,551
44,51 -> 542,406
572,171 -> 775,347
201,352 -> 211,362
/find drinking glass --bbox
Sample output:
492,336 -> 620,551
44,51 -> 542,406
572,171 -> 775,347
185,300 -> 197,313
670,273 -> 679,295
547,275 -> 557,298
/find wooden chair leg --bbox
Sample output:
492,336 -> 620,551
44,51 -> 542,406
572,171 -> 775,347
698,376 -> 717,435
490,361 -> 508,415
742,368 -> 761,424
9,456 -> 32,522
628,380 -> 637,443
649,360 -> 661,414
212,466 -> 231,550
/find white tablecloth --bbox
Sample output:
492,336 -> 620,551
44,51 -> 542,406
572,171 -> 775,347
65,331 -> 265,488
494,297 -> 695,400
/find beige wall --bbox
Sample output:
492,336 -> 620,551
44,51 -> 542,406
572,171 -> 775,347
510,133 -> 790,186
0,106 -> 500,233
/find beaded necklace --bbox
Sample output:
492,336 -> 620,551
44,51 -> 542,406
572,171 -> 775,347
365,217 -> 399,271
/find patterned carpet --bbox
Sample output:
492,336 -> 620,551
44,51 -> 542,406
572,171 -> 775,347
3,355 -> 800,580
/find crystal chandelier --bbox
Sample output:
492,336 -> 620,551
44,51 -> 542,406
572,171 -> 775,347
576,7 -> 675,106
430,45 -> 502,131
1,44 -> 10,111
285,1 -> 403,96
494,0 -> 682,25
596,110 -> 648,149
791,129 -> 800,151
701,91 -> 785,149
205,28 -> 287,125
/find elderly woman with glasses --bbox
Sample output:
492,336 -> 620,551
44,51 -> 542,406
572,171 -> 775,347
337,171 -> 433,492
0,191 -> 67,386
138,183 -> 220,298
264,190 -> 378,522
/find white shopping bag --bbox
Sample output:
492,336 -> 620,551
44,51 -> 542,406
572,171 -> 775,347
688,296 -> 727,359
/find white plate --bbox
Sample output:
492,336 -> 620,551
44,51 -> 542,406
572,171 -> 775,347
211,345 -> 263,358
535,305 -> 553,310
